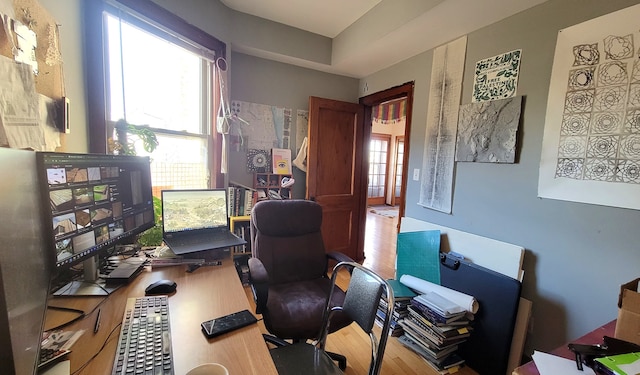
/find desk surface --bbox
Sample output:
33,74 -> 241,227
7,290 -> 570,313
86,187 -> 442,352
511,320 -> 616,375
44,258 -> 278,375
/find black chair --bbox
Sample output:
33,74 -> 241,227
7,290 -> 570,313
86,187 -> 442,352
248,199 -> 355,369
268,261 -> 395,375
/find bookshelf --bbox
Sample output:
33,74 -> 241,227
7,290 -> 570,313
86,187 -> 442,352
230,215 -> 251,285
229,215 -> 251,258
254,172 -> 294,200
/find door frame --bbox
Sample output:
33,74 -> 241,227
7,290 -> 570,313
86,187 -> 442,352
360,82 -> 414,231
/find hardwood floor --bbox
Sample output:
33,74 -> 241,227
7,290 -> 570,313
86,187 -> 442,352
243,207 -> 477,374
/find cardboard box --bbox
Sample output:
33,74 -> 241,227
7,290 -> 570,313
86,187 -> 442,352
615,278 -> 640,345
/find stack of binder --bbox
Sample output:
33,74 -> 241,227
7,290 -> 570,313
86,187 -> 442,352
397,292 -> 473,374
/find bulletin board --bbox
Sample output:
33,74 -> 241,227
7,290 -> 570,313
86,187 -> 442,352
0,0 -> 65,150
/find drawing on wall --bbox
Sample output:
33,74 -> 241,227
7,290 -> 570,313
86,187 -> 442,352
246,149 -> 270,173
296,110 -> 308,152
455,96 -> 522,163
231,100 -> 291,151
418,36 -> 467,213
472,49 -> 521,103
538,3 -> 640,210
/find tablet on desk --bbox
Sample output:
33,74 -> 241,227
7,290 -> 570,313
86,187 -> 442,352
201,309 -> 258,338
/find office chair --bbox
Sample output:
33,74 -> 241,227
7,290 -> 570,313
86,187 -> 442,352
248,199 -> 355,369
267,261 -> 395,375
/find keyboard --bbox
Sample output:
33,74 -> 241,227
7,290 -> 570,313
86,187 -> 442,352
112,296 -> 174,375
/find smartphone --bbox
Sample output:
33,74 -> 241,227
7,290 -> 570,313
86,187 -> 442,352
201,309 -> 258,338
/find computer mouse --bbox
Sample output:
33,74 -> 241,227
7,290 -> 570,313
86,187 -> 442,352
145,279 -> 177,295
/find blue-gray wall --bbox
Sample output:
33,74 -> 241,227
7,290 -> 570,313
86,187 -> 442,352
362,0 -> 640,353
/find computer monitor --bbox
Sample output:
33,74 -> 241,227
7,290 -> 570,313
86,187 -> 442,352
36,152 -> 155,296
0,148 -> 53,375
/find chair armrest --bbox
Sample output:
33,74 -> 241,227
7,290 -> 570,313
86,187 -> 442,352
248,257 -> 269,314
326,251 -> 354,264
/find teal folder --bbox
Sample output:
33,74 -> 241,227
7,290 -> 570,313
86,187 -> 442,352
395,230 -> 441,283
386,279 -> 417,299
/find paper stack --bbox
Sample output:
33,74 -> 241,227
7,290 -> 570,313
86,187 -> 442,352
397,292 -> 474,374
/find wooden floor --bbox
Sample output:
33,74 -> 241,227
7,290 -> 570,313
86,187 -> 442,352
243,207 -> 477,374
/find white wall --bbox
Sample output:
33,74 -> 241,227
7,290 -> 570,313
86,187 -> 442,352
39,0 -> 87,152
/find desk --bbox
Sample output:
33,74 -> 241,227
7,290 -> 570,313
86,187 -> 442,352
511,320 -> 616,375
44,258 -> 278,374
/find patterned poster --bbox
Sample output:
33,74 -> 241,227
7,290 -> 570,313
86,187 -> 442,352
538,3 -> 640,210
472,49 -> 521,102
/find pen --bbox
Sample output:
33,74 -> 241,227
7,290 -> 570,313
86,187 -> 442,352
94,309 -> 101,333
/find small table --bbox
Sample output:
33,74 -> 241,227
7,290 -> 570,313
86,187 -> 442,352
511,320 -> 616,375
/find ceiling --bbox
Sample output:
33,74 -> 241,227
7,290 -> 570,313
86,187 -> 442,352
221,0 -> 549,78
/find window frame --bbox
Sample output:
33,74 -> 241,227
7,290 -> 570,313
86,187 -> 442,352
84,0 -> 226,187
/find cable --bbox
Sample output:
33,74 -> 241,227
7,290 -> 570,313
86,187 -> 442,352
45,306 -> 86,332
46,295 -> 111,332
71,322 -> 122,375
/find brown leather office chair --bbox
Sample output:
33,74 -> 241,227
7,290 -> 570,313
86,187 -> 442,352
248,199 -> 354,368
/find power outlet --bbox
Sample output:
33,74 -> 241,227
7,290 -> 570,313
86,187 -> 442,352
413,168 -> 420,181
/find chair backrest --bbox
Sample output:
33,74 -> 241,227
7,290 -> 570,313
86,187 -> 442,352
322,262 -> 395,375
250,199 -> 329,284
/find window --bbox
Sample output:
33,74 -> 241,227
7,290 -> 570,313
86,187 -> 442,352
86,0 -> 226,191
106,14 -> 210,191
368,134 -> 390,204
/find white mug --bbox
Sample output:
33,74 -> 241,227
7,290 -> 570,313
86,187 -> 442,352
186,363 -> 229,375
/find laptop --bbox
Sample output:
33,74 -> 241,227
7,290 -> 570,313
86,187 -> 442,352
161,189 -> 246,255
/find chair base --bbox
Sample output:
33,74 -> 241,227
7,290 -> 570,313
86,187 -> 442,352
263,334 -> 347,370
328,352 -> 347,370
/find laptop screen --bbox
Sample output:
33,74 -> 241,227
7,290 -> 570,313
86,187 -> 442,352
161,189 -> 228,234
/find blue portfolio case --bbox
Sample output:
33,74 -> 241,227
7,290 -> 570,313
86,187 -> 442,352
439,253 -> 522,375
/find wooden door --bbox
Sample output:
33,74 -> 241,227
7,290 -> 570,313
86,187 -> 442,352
307,96 -> 368,262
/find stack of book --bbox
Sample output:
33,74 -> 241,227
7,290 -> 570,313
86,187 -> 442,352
397,293 -> 473,374
376,279 -> 418,337
376,297 -> 410,337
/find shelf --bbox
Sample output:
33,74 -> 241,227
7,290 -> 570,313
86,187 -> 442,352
254,172 -> 294,200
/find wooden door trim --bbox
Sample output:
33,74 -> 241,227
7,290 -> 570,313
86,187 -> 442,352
360,82 -> 414,232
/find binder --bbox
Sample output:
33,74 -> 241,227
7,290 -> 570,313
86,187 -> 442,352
439,253 -> 522,375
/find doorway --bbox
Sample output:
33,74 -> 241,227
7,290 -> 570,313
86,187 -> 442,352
360,82 -> 414,264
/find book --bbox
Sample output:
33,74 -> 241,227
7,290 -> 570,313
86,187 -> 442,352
387,279 -> 418,300
272,148 -> 292,174
401,315 -> 469,348
410,298 -> 468,326
415,292 -> 466,317
397,334 -> 459,365
407,307 -> 471,340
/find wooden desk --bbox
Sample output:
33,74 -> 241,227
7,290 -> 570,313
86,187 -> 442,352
44,258 -> 278,374
511,320 -> 616,375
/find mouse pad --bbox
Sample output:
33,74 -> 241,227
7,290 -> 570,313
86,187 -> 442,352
201,309 -> 258,338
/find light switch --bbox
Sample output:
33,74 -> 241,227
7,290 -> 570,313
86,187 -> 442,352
413,168 -> 420,181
